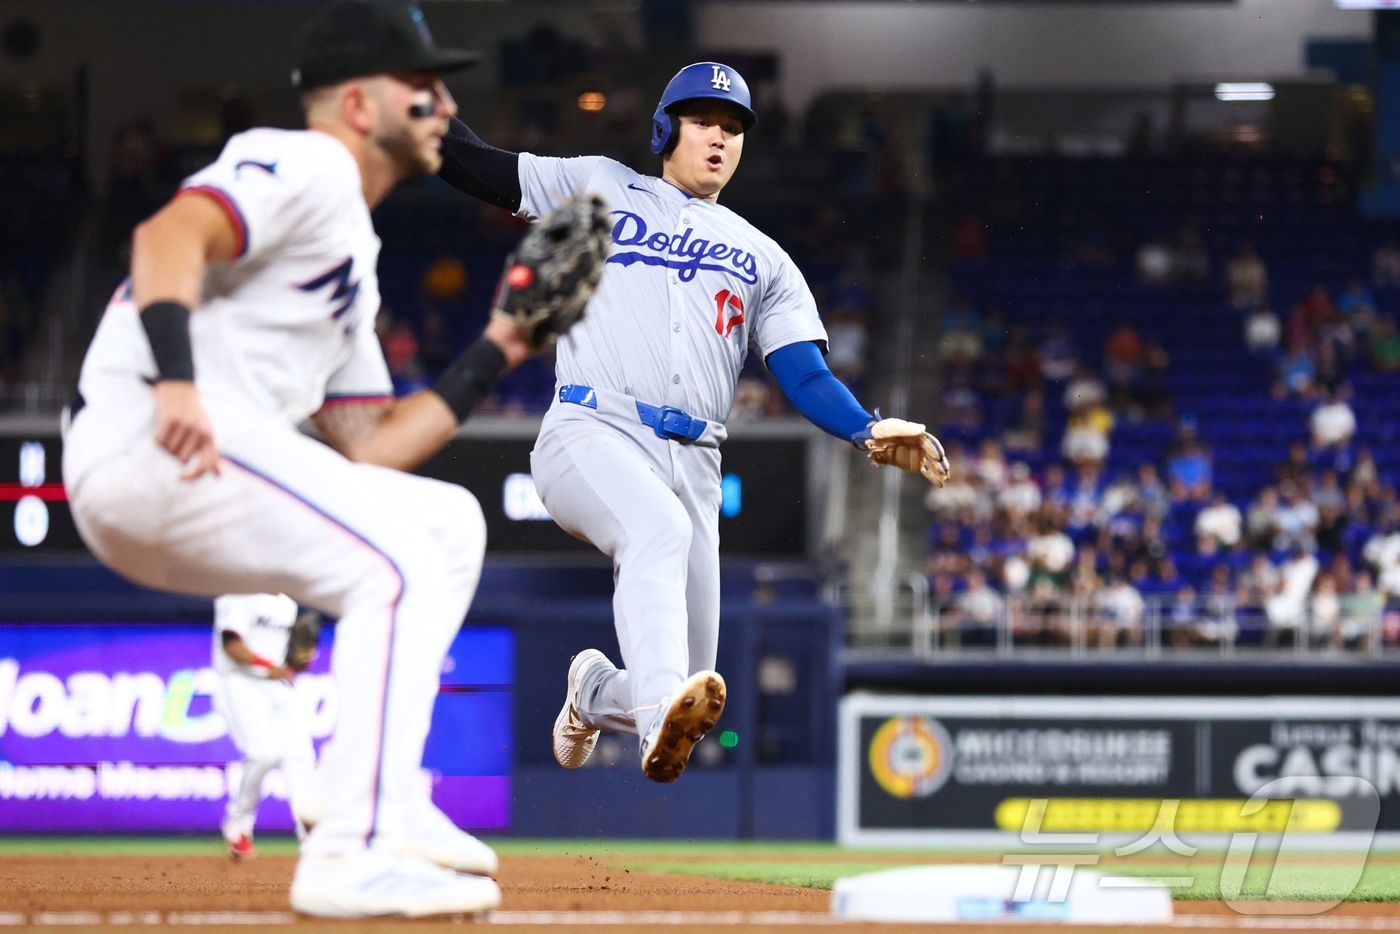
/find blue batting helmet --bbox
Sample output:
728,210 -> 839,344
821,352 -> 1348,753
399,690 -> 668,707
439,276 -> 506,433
650,61 -> 757,156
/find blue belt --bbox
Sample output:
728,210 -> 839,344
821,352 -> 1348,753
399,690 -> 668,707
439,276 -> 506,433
559,384 -> 707,442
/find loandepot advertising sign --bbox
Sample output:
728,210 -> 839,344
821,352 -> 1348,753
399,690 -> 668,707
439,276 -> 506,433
0,622 -> 513,832
838,695 -> 1400,847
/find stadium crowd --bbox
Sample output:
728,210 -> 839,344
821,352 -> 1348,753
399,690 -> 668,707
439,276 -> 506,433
928,235 -> 1400,653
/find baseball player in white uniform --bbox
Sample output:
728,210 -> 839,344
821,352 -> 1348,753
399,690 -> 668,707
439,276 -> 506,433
213,593 -> 314,861
61,0 -> 605,918
435,62 -> 951,783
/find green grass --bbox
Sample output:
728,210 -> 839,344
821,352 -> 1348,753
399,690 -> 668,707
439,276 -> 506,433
4,837 -> 1400,902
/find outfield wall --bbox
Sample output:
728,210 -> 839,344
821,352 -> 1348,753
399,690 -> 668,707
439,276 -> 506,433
0,558 -> 840,839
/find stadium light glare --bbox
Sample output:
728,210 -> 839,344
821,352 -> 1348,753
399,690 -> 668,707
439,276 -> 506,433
1214,83 -> 1274,102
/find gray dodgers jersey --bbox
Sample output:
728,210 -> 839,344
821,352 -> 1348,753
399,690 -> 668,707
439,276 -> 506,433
517,154 -> 828,424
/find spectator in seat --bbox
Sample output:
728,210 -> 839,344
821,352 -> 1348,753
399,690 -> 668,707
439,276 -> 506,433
1274,482 -> 1320,553
1294,283 -> 1339,344
1264,546 -> 1320,646
1308,572 -> 1343,649
1026,513 -> 1075,590
1167,584 -> 1199,648
1337,277 -> 1378,337
1226,243 -> 1268,309
1104,323 -> 1146,387
379,314 -> 426,395
1276,336 -> 1317,398
1136,463 -> 1170,519
1153,555 -> 1185,596
1312,469 -> 1347,513
1276,440 -> 1314,489
1238,553 -> 1280,603
937,319 -> 983,367
972,438 -> 1009,488
1200,564 -> 1239,648
999,461 -> 1042,518
1368,316 -> 1400,373
1195,491 -> 1242,548
1003,325 -> 1042,394
1136,237 -> 1173,284
1245,305 -> 1281,354
1373,238 -> 1400,287
948,569 -> 1004,648
1003,388 -> 1045,454
1094,575 -> 1146,648
1363,515 -> 1400,599
1021,578 -> 1070,647
1165,420 -> 1212,500
1340,569 -> 1383,651
1310,387 -> 1358,454
1062,366 -> 1113,467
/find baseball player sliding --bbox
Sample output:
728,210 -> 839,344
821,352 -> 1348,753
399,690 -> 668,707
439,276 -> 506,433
213,593 -> 316,861
436,62 -> 951,783
62,0 -> 606,918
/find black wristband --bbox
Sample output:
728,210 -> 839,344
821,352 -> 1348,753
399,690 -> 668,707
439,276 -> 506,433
431,337 -> 507,422
139,300 -> 195,382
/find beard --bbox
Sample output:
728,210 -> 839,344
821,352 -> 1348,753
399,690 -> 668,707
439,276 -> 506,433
375,118 -> 439,178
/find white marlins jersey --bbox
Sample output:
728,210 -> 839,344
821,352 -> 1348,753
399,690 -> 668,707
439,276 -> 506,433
67,128 -> 390,486
517,154 -> 827,424
212,593 -> 299,676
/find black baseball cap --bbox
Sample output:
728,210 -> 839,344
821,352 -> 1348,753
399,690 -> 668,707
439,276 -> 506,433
292,0 -> 479,91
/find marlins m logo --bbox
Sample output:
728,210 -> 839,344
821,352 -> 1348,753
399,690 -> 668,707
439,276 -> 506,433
298,256 -> 361,321
710,66 -> 731,92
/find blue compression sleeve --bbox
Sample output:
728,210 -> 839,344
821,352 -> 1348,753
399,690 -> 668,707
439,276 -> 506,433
766,341 -> 874,442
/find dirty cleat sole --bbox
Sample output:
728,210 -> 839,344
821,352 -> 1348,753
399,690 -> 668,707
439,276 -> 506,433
641,670 -> 726,783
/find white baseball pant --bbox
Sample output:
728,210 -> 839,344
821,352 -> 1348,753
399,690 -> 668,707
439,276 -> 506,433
215,671 -> 315,837
65,406 -> 485,858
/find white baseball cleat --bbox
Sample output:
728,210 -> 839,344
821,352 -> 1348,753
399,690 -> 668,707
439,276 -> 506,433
290,849 -> 500,919
552,649 -> 615,769
640,669 -> 726,783
379,802 -> 499,877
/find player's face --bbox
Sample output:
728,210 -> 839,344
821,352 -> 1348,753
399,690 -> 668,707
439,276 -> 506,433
370,72 -> 457,177
663,103 -> 745,201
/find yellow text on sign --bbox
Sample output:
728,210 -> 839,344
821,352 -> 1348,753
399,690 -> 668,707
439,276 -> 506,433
994,798 -> 1341,834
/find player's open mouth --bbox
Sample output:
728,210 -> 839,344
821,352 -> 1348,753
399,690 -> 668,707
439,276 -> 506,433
707,154 -> 723,169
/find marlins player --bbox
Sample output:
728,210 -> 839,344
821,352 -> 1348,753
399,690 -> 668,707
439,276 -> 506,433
213,593 -> 314,861
62,0 -> 604,918
435,62 -> 950,783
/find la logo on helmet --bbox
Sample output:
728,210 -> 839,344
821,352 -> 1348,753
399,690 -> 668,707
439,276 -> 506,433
710,66 -> 731,92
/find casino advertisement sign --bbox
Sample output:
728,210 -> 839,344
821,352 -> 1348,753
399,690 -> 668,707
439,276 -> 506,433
838,695 -> 1400,846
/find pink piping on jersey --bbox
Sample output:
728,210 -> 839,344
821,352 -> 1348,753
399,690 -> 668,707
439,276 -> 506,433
178,185 -> 249,259
320,393 -> 395,408
222,453 -> 403,849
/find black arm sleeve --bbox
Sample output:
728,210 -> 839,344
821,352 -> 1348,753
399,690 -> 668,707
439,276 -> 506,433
438,116 -> 523,213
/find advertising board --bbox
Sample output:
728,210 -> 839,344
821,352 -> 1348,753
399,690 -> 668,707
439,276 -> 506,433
839,695 -> 1400,848
0,621 -> 512,832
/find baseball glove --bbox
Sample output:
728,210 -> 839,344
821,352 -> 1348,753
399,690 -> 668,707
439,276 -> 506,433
284,608 -> 322,673
859,417 -> 952,488
492,194 -> 611,351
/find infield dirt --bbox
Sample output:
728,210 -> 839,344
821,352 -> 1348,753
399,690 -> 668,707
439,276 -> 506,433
2,853 -> 1400,933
